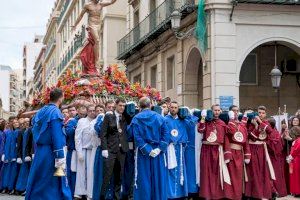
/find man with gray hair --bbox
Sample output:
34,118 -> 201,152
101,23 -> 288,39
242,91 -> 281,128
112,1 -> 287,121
128,97 -> 169,200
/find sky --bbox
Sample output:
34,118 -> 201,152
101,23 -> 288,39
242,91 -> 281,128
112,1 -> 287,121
0,0 -> 54,69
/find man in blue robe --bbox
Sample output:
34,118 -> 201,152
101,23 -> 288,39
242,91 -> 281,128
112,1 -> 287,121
130,97 -> 169,200
25,88 -> 72,200
164,102 -> 189,199
16,117 -> 32,195
65,105 -> 87,198
1,117 -> 20,194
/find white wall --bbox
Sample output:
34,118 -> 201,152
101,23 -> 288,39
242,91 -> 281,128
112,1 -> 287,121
0,66 -> 12,111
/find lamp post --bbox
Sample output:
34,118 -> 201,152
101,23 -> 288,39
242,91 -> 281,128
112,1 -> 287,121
270,66 -> 282,109
170,10 -> 195,40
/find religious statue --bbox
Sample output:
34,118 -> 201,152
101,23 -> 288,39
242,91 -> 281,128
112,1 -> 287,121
76,0 -> 117,76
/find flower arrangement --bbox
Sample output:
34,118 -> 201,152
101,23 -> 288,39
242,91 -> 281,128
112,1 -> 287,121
31,64 -> 161,106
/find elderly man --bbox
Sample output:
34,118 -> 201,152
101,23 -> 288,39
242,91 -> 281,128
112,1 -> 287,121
74,105 -> 97,200
129,97 -> 169,200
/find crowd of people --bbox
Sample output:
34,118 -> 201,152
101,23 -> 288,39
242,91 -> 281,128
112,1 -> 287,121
0,87 -> 299,200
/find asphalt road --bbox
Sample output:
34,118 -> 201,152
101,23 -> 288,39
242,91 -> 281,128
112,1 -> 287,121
0,195 -> 23,200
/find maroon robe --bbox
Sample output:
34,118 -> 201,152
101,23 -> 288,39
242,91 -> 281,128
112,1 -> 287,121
224,117 -> 251,200
245,120 -> 273,199
289,138 -> 300,195
198,118 -> 230,199
266,128 -> 288,197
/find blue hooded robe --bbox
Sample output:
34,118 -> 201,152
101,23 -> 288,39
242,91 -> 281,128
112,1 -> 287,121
165,115 -> 189,199
184,115 -> 199,194
65,116 -> 79,197
15,128 -> 31,192
25,103 -> 72,200
130,109 -> 169,200
1,128 -> 19,191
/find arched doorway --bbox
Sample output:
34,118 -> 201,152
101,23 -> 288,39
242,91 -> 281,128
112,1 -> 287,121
183,47 -> 203,109
239,41 -> 300,115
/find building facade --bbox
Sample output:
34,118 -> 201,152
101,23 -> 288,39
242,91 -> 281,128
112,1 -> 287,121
23,35 -> 44,100
33,47 -> 46,98
117,0 -> 300,115
0,65 -> 12,112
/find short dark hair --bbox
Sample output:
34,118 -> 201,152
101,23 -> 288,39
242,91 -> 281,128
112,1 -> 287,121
115,97 -> 126,105
170,101 -> 178,105
68,105 -> 76,110
229,105 -> 238,111
50,88 -> 63,102
8,116 -> 17,122
211,104 -> 220,110
105,100 -> 114,107
258,105 -> 267,111
268,118 -> 276,129
139,97 -> 151,109
96,104 -> 105,110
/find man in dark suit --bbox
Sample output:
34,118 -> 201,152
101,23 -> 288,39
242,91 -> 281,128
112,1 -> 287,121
100,98 -> 129,200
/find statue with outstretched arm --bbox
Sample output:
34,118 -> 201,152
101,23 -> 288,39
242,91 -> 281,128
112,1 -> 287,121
76,0 -> 117,73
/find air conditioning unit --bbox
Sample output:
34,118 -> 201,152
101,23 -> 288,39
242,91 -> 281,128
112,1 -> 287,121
281,59 -> 300,74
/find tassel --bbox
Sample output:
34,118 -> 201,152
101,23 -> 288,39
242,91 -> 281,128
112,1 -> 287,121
180,144 -> 184,186
134,148 -> 138,189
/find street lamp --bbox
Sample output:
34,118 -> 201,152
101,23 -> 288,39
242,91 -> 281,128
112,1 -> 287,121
170,10 -> 195,40
269,42 -> 282,109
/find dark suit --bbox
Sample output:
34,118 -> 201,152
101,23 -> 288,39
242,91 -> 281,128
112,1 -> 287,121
100,112 -> 128,199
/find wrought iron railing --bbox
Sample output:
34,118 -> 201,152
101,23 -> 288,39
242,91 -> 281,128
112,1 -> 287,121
117,0 -> 195,59
58,0 -> 71,23
44,37 -> 56,60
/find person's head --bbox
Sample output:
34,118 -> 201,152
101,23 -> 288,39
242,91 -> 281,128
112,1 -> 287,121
268,118 -> 276,129
18,118 -> 25,129
61,108 -> 69,119
68,106 -> 77,118
291,116 -> 300,127
105,100 -> 115,112
139,97 -> 151,110
50,88 -> 64,106
12,118 -> 19,129
87,105 -> 96,119
115,98 -> 126,114
0,118 -> 5,131
211,104 -> 221,118
229,105 -> 239,119
24,118 -> 30,128
78,106 -> 87,118
8,116 -> 16,129
169,101 -> 179,116
95,105 -> 105,115
160,102 -> 169,115
258,106 -> 267,120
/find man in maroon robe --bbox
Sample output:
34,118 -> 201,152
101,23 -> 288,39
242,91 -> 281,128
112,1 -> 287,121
245,106 -> 274,199
198,104 -> 231,199
224,106 -> 251,200
266,118 -> 288,198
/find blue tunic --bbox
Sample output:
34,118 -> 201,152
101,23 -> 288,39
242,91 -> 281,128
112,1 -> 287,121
16,128 -> 31,191
184,115 -> 199,194
25,103 -> 72,200
0,130 -> 4,186
65,116 -> 79,197
1,128 -> 19,191
131,109 -> 169,200
165,115 -> 189,199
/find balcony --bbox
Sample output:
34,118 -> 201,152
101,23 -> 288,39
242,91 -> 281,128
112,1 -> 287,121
117,0 -> 196,60
58,0 -> 71,24
44,37 -> 56,61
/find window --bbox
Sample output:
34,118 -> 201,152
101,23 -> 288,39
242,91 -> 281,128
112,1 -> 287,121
133,74 -> 141,84
150,65 -> 157,88
240,53 -> 257,85
167,56 -> 175,90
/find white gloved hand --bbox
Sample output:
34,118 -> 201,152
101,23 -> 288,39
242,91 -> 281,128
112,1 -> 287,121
152,148 -> 161,156
55,158 -> 66,170
78,152 -> 84,162
225,159 -> 230,164
24,156 -> 32,162
149,149 -> 159,158
286,155 -> 293,164
17,158 -> 23,164
102,150 -> 109,158
228,111 -> 235,120
32,154 -> 35,160
1,154 -> 4,162
244,159 -> 250,164
11,158 -> 16,162
201,109 -> 207,118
